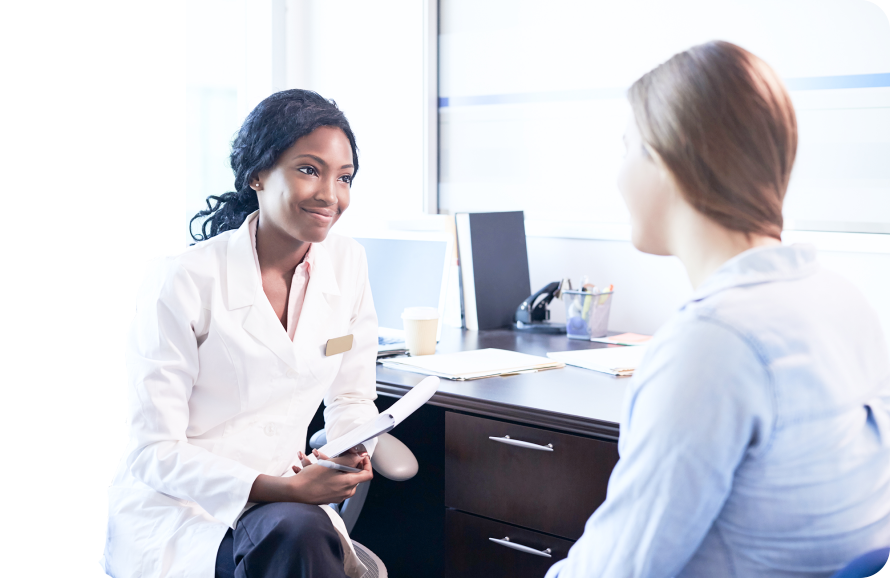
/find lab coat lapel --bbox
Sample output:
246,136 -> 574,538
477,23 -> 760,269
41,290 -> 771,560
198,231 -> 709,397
226,213 -> 299,370
294,242 -> 340,368
243,301 -> 299,370
226,215 -> 259,310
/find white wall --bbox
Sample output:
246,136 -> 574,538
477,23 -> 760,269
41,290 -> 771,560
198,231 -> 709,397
527,237 -> 890,343
293,0 -> 429,226
527,237 -> 692,335
2,2 -> 186,576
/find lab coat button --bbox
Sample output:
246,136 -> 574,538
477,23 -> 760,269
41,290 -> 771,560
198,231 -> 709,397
286,369 -> 298,378
264,423 -> 276,436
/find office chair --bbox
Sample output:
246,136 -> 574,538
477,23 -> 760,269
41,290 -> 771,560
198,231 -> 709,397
830,547 -> 890,578
309,429 -> 419,578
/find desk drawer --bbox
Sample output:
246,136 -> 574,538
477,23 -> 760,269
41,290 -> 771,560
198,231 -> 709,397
445,411 -> 618,540
445,509 -> 573,578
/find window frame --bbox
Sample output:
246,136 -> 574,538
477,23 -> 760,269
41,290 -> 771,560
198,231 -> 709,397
431,1 -> 890,253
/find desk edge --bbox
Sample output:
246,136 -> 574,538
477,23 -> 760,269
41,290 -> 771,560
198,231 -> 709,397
376,382 -> 620,441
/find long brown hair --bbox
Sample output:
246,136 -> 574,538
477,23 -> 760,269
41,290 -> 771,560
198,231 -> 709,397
628,41 -> 797,240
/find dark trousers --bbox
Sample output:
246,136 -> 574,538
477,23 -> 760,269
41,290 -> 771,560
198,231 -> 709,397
215,502 -> 348,578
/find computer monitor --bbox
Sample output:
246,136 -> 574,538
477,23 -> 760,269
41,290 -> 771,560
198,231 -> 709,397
354,232 -> 452,341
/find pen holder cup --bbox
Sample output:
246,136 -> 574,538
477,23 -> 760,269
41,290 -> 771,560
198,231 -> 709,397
563,290 -> 613,340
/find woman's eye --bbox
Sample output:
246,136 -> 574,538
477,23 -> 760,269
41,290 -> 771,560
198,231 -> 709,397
339,175 -> 353,185
298,166 -> 317,176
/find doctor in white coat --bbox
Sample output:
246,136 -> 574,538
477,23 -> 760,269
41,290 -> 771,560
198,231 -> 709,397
104,90 -> 380,578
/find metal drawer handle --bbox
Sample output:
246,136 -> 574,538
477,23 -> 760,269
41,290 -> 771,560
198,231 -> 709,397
489,536 -> 552,558
489,435 -> 554,452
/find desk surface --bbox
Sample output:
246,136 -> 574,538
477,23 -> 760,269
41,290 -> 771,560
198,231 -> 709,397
376,326 -> 629,440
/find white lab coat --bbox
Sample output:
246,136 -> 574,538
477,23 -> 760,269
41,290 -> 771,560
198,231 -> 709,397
103,212 -> 379,578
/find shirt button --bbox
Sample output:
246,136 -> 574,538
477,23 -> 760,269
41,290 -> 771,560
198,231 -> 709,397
264,423 -> 276,436
286,369 -> 298,378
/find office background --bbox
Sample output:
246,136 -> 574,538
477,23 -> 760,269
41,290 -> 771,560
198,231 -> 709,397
187,0 -> 890,337
1,1 -> 886,575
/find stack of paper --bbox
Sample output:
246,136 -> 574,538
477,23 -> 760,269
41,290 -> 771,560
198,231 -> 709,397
380,348 -> 564,381
589,332 -> 652,346
547,345 -> 649,376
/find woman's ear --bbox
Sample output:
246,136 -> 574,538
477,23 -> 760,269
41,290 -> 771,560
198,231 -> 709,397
252,168 -> 270,192
641,141 -> 662,168
644,144 -> 682,203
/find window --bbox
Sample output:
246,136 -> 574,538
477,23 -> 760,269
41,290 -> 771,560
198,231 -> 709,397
438,0 -> 890,237
186,0 -> 243,240
186,0 -> 431,241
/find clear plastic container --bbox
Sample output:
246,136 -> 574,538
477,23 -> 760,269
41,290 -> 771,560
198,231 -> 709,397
563,290 -> 614,340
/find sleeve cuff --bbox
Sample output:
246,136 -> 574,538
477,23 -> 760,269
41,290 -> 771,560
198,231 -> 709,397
544,558 -> 566,578
213,465 -> 262,529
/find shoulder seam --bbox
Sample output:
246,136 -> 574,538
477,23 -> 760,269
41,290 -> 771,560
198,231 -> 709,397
691,312 -> 779,458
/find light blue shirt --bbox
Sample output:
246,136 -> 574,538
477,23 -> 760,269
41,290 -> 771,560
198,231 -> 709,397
547,244 -> 890,578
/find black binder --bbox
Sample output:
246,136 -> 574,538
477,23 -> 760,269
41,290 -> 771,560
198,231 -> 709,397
455,211 -> 532,330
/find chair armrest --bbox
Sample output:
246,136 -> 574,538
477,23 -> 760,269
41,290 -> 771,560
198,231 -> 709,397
308,429 -> 419,481
370,433 -> 418,481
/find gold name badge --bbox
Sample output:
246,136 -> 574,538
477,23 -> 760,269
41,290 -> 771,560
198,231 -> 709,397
325,334 -> 354,357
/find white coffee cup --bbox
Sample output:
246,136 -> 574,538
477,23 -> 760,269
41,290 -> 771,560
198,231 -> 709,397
401,307 -> 439,356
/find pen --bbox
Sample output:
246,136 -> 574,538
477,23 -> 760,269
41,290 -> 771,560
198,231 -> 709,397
598,284 -> 614,305
314,460 -> 363,474
582,284 -> 596,319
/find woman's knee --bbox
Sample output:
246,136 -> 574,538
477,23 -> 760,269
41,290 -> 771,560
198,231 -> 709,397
253,503 -> 339,550
232,503 -> 346,575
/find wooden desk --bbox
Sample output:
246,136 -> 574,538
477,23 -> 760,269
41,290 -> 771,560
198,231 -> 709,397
376,326 -> 628,440
348,327 -> 628,578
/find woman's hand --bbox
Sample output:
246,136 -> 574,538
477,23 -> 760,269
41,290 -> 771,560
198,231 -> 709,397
248,448 -> 373,505
288,451 -> 372,504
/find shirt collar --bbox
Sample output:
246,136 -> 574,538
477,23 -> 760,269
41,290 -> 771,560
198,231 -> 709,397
685,243 -> 819,307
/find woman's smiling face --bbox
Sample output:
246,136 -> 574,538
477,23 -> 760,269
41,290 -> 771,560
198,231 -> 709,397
254,125 -> 355,243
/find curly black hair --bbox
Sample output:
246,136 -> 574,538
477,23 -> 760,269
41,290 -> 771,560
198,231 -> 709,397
190,89 -> 359,241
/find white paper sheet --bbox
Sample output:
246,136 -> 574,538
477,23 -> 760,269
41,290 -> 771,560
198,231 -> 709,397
385,374 -> 441,425
380,348 -> 563,380
312,376 -> 440,459
547,345 -> 649,376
